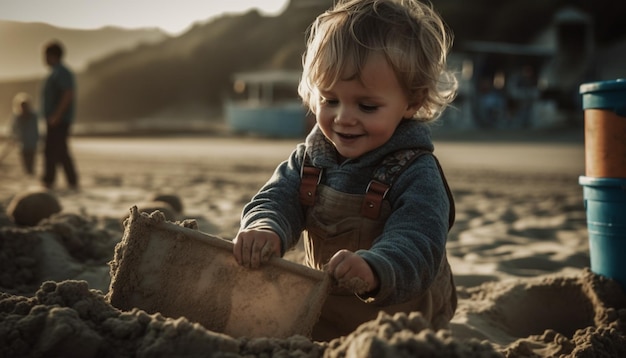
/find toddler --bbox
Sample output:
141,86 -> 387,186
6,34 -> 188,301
234,0 -> 458,340
10,92 -> 39,175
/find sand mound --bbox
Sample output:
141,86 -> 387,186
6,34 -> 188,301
6,189 -> 62,226
0,280 -> 324,358
0,213 -> 121,295
0,226 -> 41,293
0,281 -> 242,357
1,269 -> 624,357
453,269 -> 626,357
324,311 -> 501,357
38,213 -> 120,263
146,193 -> 184,214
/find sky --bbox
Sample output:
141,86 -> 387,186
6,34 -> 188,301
0,0 -> 290,35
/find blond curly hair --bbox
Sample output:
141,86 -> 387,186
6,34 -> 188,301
298,0 -> 457,122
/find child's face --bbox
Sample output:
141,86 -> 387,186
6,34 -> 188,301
20,102 -> 30,114
315,53 -> 419,159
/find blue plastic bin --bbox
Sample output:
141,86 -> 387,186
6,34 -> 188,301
579,176 -> 626,288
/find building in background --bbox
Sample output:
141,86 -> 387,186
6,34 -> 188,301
442,6 -> 597,130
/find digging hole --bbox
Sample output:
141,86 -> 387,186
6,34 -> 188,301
496,281 -> 595,338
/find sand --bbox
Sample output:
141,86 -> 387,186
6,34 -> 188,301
0,132 -> 625,357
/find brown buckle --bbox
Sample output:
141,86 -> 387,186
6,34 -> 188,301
360,180 -> 390,219
300,165 -> 322,206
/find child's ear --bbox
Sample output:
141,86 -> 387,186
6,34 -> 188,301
404,102 -> 421,118
404,89 -> 426,118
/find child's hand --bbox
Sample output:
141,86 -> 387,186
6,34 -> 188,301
326,249 -> 379,295
233,229 -> 281,269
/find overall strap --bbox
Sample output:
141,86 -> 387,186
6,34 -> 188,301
299,149 -> 456,231
300,153 -> 322,206
361,149 -> 431,219
361,149 -> 456,232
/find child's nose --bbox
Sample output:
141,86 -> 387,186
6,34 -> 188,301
333,106 -> 356,125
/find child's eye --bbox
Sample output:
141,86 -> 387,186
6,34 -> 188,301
359,104 -> 378,112
320,98 -> 338,106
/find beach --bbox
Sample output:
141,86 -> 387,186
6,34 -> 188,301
1,129 -> 625,357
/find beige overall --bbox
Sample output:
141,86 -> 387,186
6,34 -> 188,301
299,153 -> 457,341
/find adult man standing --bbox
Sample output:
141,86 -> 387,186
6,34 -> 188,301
41,40 -> 79,190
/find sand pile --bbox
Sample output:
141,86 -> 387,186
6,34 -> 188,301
0,279 -> 493,357
0,212 -> 121,295
5,189 -> 62,227
0,269 -> 624,357
455,271 -> 626,357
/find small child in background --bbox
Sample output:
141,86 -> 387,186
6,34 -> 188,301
233,0 -> 458,340
10,92 -> 39,175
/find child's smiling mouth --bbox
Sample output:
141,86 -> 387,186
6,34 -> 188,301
337,132 -> 363,139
